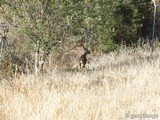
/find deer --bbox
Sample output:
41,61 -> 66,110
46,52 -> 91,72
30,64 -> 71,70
79,46 -> 91,68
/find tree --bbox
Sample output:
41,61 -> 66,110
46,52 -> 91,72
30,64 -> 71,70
1,0 -> 75,73
0,0 -> 155,75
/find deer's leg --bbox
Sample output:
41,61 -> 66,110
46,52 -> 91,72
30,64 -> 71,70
79,61 -> 82,68
82,63 -> 85,68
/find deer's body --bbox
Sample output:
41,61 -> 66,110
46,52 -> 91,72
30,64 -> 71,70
79,46 -> 90,68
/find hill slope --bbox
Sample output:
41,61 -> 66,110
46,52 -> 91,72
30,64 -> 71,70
0,46 -> 160,120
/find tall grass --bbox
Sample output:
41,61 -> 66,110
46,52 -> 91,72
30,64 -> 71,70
0,46 -> 160,120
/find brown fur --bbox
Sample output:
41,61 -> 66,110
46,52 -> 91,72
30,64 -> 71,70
79,46 -> 90,68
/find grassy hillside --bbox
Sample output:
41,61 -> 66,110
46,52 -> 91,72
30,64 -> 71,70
0,46 -> 160,120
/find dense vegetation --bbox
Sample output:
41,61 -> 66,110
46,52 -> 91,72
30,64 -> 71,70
0,1 -> 160,119
0,0 -> 159,76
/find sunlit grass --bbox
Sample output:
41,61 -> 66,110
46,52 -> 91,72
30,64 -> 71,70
0,46 -> 160,120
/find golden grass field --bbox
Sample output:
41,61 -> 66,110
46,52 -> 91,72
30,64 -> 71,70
0,46 -> 160,120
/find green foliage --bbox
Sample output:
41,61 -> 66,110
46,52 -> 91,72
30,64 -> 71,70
0,0 -> 154,62
1,0 -> 153,51
110,0 -> 152,45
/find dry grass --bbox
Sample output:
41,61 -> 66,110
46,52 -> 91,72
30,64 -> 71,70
0,46 -> 160,120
